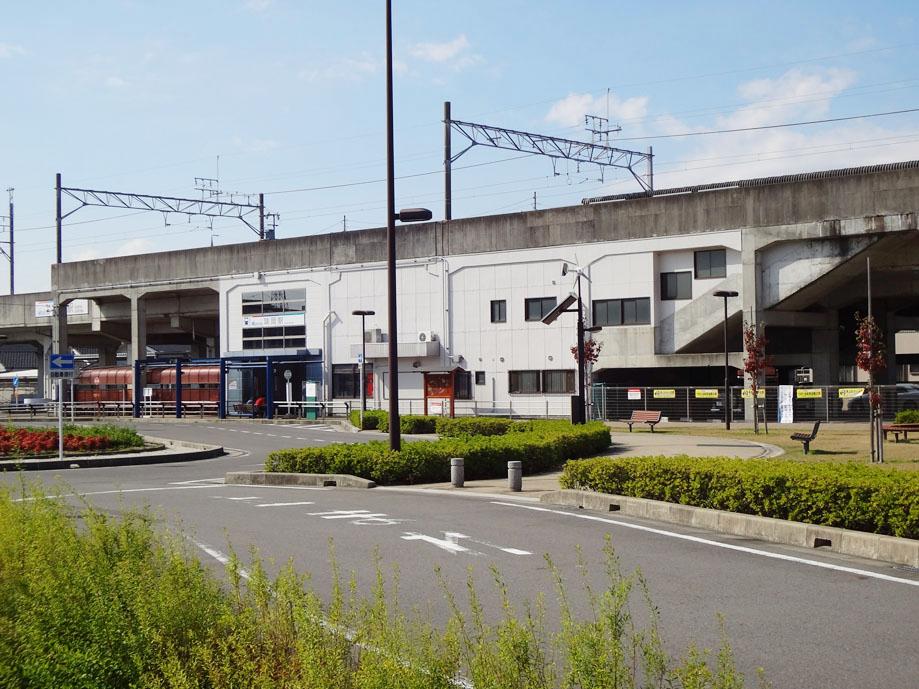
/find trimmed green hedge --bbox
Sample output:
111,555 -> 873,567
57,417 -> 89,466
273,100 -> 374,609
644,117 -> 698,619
435,417 -> 514,437
347,410 -> 437,433
560,455 -> 919,539
894,409 -> 919,424
267,421 -> 611,485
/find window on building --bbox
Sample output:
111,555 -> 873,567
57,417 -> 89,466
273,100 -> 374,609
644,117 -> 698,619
240,288 -> 307,350
490,300 -> 507,323
475,371 -> 486,385
331,363 -> 373,399
593,298 -> 650,326
524,297 -> 557,322
455,370 -> 473,400
660,272 -> 692,300
694,249 -> 727,279
508,370 -> 541,394
542,369 -> 575,394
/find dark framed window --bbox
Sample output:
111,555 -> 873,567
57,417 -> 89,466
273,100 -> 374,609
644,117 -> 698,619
660,272 -> 692,300
524,297 -> 557,322
331,363 -> 373,399
455,370 -> 473,400
542,369 -> 575,394
694,249 -> 726,279
240,288 -> 307,350
475,371 -> 486,385
593,298 -> 651,326
490,300 -> 507,323
508,370 -> 541,394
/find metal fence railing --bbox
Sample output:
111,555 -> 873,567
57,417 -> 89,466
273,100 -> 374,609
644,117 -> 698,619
590,384 -> 918,423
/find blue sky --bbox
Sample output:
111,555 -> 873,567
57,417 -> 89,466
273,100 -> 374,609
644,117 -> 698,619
2,1 -> 919,292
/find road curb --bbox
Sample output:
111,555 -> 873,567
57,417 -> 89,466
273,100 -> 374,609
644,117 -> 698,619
0,436 -> 224,471
226,471 -> 376,489
540,489 -> 919,568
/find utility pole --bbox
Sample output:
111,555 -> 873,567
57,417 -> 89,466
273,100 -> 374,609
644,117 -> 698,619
0,188 -> 12,294
533,191 -> 537,210
444,101 -> 452,221
56,173 -> 62,264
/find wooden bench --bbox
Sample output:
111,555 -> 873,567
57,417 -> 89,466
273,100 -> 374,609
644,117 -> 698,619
790,421 -> 821,454
881,423 -> 919,442
624,410 -> 662,432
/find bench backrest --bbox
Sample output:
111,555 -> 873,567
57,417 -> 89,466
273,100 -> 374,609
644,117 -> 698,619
810,420 -> 821,437
630,410 -> 662,422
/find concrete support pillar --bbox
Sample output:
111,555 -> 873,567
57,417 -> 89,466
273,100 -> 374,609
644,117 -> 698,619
810,311 -> 840,385
97,344 -> 119,366
130,294 -> 147,366
883,310 -> 898,384
51,298 -> 69,355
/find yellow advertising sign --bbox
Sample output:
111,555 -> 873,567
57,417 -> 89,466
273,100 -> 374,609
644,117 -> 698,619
740,389 -> 766,399
837,387 -> 864,399
653,388 -> 676,399
695,389 -> 719,399
796,388 -> 823,399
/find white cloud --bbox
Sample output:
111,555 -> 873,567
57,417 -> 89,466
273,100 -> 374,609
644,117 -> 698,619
407,34 -> 483,73
410,35 -> 469,63
545,92 -> 649,128
72,238 -> 154,262
104,76 -> 128,89
299,54 -> 379,82
0,43 -> 24,59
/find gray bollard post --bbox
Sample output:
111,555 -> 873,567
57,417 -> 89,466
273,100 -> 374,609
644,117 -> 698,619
507,460 -> 522,492
450,457 -> 464,487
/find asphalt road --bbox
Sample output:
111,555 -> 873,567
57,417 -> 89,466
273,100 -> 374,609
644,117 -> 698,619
2,419 -> 918,689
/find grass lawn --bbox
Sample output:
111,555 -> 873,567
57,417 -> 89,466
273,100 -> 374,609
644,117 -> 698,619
612,421 -> 919,470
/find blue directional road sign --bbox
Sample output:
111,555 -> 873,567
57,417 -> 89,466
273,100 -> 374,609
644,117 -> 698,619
49,353 -> 76,378
49,353 -> 75,371
11,376 -> 18,389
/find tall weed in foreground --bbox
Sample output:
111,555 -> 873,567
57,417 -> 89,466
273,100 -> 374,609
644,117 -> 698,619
0,484 -> 766,688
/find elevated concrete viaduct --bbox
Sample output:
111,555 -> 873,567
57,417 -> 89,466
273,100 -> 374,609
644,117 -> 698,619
0,160 -> 915,406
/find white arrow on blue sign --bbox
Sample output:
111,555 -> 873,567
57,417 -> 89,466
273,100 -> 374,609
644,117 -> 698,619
49,353 -> 75,371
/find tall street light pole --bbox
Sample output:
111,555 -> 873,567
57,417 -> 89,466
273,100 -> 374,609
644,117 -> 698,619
353,309 -> 375,429
384,0 -> 432,450
714,289 -> 738,430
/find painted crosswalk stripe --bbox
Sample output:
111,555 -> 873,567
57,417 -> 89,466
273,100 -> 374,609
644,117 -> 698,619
255,501 -> 315,507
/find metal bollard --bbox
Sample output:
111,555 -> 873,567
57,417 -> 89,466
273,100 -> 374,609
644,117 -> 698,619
450,457 -> 464,487
507,460 -> 522,492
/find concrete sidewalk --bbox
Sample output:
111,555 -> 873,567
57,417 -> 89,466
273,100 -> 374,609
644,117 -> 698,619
410,431 -> 781,497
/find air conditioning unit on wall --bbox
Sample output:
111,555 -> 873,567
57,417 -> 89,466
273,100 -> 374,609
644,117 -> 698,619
417,330 -> 437,343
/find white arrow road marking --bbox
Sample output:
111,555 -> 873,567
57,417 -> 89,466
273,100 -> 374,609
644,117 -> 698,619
402,532 -> 471,554
255,501 -> 315,507
444,531 -> 532,556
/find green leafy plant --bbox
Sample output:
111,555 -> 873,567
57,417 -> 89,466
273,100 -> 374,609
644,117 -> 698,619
560,454 -> 919,538
434,417 -> 515,437
894,409 -> 919,424
267,421 -> 612,484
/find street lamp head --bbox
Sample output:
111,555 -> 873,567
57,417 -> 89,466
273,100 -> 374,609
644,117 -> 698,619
541,292 -> 578,325
396,208 -> 433,223
713,290 -> 739,298
352,309 -> 376,316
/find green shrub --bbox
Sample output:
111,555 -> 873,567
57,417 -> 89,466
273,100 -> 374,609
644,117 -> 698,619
894,409 -> 919,424
348,409 -> 388,431
267,421 -> 611,485
399,415 -> 438,434
560,455 -> 919,539
435,417 -> 514,436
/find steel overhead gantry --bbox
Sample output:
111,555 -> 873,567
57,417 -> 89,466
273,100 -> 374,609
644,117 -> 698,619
54,173 -> 274,264
443,101 -> 654,220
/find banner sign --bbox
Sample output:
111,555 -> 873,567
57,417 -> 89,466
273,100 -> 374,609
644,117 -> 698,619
695,389 -> 719,399
796,388 -> 823,399
653,388 -> 676,399
627,388 -> 642,400
242,312 -> 305,328
837,387 -> 864,399
741,389 -> 766,399
778,385 -> 794,423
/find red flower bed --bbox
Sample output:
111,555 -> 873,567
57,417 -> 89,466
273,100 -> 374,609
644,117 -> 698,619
0,427 -> 111,457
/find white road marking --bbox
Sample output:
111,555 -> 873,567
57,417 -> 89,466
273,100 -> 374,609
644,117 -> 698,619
280,435 -> 292,439
189,540 -> 250,580
251,432 -> 263,435
13,485 -> 224,501
226,496 -> 259,501
402,532 -> 470,554
255,501 -> 315,507
444,531 -> 532,556
169,478 -> 224,485
492,502 -> 919,587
